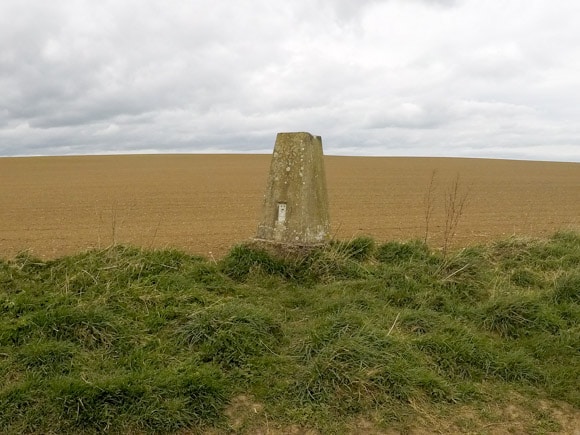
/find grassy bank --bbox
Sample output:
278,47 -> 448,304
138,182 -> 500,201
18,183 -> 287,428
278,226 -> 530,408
1,232 -> 579,433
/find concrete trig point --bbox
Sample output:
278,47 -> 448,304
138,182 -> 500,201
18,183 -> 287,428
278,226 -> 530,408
256,132 -> 330,246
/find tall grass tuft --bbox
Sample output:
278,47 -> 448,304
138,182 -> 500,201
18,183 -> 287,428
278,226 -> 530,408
375,239 -> 431,264
330,236 -> 376,261
480,295 -> 563,338
553,271 -> 580,303
178,302 -> 283,367
220,244 -> 286,281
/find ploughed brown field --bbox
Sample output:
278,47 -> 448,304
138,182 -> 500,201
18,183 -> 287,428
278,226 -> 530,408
1,154 -> 579,260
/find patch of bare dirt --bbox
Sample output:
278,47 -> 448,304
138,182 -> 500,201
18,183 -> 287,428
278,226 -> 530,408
221,394 -> 319,434
214,395 -> 579,434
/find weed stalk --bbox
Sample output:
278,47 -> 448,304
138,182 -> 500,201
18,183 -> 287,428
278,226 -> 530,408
442,174 -> 469,257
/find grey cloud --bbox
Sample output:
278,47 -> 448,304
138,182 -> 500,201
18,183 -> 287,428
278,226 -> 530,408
319,0 -> 460,20
416,0 -> 460,6
459,43 -> 531,81
365,102 -> 452,130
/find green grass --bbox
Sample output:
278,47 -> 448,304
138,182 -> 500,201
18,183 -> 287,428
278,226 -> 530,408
0,233 -> 579,433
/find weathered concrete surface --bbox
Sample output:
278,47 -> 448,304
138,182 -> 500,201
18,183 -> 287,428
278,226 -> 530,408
256,132 -> 330,245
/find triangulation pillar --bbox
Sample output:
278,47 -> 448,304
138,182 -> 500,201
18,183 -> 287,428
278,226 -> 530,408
256,132 -> 330,245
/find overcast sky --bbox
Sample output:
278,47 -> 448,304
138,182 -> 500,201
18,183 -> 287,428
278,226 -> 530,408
1,0 -> 580,161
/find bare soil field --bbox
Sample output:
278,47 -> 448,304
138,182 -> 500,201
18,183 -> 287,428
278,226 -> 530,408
1,154 -> 579,259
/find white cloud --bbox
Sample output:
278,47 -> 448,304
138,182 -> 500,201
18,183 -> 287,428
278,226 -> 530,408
0,0 -> 579,161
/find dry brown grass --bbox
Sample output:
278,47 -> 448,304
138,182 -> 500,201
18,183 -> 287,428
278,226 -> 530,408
0,154 -> 578,259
